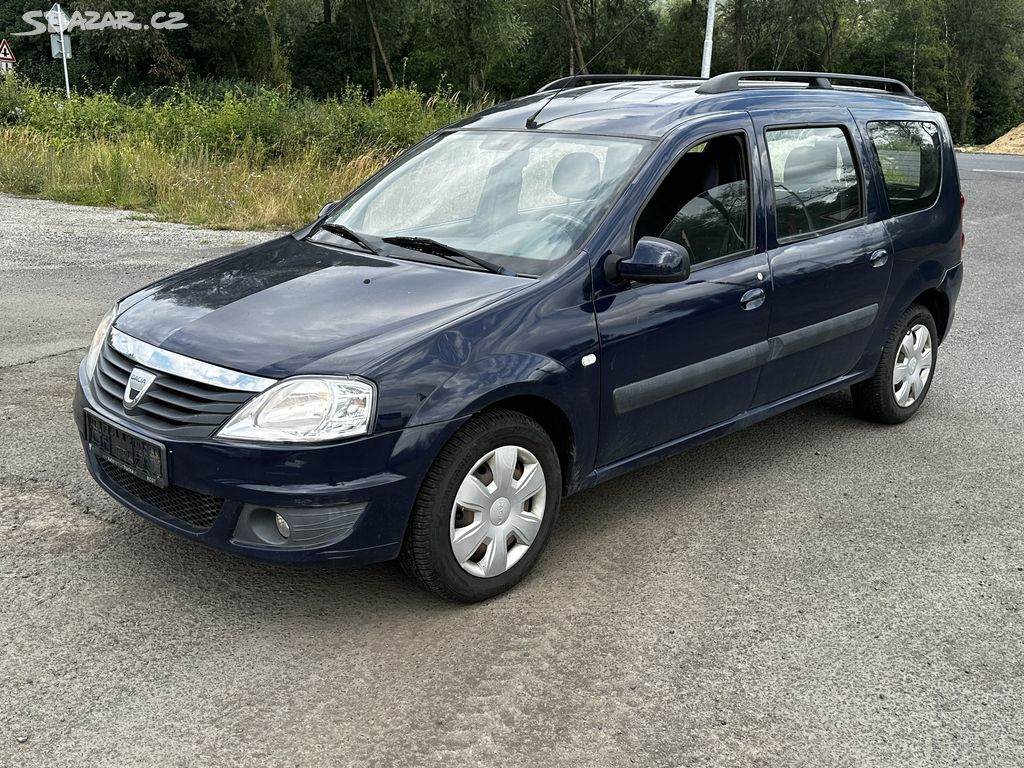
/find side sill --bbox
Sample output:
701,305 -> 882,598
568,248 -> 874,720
576,368 -> 871,494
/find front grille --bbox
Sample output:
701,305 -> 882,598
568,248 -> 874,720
93,343 -> 253,438
98,458 -> 223,531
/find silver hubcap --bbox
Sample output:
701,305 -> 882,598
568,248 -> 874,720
893,323 -> 933,408
450,445 -> 547,579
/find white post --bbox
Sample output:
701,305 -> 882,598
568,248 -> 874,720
700,0 -> 718,79
57,4 -> 70,99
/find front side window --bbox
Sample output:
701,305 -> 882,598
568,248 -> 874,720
868,121 -> 941,216
766,126 -> 863,241
634,133 -> 751,266
326,130 -> 650,276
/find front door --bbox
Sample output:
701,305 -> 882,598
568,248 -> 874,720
749,109 -> 894,406
593,114 -> 770,466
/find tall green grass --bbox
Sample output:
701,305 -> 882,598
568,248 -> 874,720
0,75 -> 471,229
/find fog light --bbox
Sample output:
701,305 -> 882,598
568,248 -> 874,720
274,513 -> 290,539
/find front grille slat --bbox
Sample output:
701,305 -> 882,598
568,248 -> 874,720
104,349 -> 134,374
154,375 -> 254,403
97,458 -> 222,531
98,354 -> 129,385
144,386 -> 241,414
136,399 -> 231,425
96,372 -> 125,402
93,342 -> 257,438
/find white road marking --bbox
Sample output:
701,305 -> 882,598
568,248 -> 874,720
971,168 -> 1024,174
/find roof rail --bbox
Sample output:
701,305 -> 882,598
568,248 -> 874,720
536,74 -> 703,94
696,71 -> 915,98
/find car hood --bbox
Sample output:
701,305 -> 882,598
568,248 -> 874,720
114,235 -> 529,378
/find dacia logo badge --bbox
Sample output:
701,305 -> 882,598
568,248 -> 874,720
123,367 -> 157,409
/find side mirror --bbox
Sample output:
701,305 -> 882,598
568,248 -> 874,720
617,237 -> 691,283
318,200 -> 342,219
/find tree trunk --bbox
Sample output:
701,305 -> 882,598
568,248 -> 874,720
364,0 -> 395,88
958,76 -> 972,142
819,8 -> 840,71
734,0 -> 746,70
561,0 -> 588,75
323,0 -> 332,24
370,36 -> 379,97
262,3 -> 282,85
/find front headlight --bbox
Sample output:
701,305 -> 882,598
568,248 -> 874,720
216,376 -> 375,443
84,303 -> 117,379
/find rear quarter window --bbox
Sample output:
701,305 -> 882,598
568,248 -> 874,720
868,121 -> 941,216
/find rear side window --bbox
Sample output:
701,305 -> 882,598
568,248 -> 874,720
766,126 -> 863,241
868,121 -> 941,216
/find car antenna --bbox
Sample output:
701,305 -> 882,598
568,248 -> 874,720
525,0 -> 662,130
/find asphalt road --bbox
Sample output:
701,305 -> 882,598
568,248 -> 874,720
1,154 -> 1022,767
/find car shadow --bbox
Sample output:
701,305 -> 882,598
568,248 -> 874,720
104,388 -> 870,617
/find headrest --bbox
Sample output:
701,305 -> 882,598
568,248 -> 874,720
784,141 -> 840,188
552,152 -> 601,200
687,152 -> 720,192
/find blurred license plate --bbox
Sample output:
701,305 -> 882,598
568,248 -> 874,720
85,409 -> 167,488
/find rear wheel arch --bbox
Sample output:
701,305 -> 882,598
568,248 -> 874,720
911,288 -> 950,342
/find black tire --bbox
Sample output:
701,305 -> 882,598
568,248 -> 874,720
399,408 -> 562,602
852,303 -> 938,424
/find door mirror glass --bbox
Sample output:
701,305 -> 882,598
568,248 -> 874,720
618,237 -> 691,283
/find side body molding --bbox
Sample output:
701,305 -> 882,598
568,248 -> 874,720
613,304 -> 879,415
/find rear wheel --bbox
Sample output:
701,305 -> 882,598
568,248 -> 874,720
399,408 -> 561,602
852,304 -> 938,424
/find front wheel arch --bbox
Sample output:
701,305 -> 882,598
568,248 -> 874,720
476,395 -> 576,496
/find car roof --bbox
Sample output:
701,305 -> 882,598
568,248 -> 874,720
454,79 -> 935,139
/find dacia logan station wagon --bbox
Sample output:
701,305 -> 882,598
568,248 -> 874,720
75,71 -> 965,602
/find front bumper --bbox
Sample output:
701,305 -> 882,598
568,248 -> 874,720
74,363 -> 461,565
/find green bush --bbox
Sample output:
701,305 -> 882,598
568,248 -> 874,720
0,79 -> 475,229
0,73 -> 32,125
0,79 -> 471,160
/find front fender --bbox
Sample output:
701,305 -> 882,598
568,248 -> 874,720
407,352 -> 599,492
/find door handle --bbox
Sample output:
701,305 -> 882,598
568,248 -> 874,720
740,288 -> 765,310
869,249 -> 889,267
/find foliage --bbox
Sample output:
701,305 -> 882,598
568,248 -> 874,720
0,126 -> 391,229
0,76 -> 468,228
0,75 -> 468,156
2,0 -> 1021,143
2,0 -> 1024,232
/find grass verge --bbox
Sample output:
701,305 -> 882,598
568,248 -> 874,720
0,75 -> 469,229
0,128 -> 390,230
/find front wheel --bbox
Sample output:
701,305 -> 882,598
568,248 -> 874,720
852,304 -> 938,424
399,408 -> 561,602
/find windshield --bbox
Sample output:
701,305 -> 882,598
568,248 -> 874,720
324,130 -> 651,276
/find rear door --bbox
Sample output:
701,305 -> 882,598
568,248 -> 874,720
749,108 -> 894,407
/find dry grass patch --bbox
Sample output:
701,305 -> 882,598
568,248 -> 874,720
0,128 -> 390,229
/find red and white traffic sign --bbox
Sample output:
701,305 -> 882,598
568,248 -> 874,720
0,39 -> 16,64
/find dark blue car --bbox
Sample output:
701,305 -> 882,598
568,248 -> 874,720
75,71 -> 965,601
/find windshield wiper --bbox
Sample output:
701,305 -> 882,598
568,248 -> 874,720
382,236 -> 514,276
315,222 -> 381,256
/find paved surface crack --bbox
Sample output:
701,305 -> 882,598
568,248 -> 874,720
0,346 -> 89,370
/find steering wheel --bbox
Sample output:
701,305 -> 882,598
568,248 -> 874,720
699,192 -> 747,250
